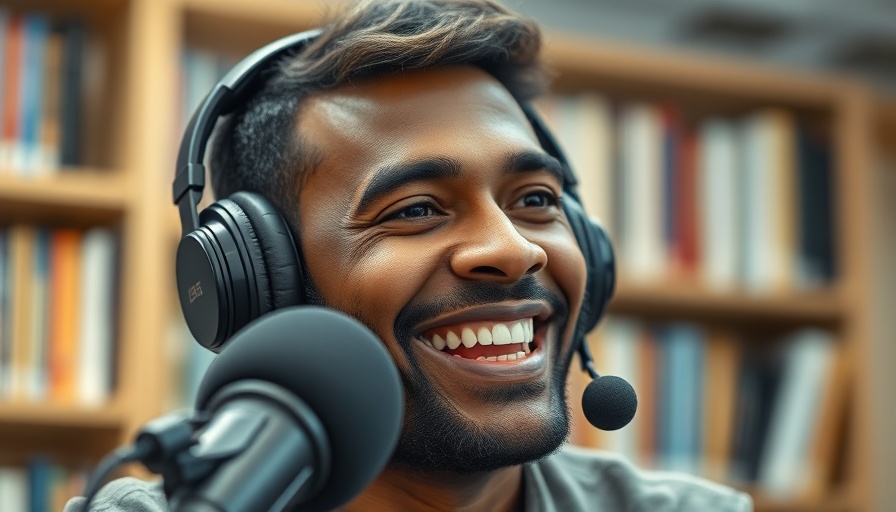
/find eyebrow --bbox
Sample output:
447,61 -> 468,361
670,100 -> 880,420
355,150 -> 566,214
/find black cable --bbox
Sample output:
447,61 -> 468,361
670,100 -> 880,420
82,440 -> 154,510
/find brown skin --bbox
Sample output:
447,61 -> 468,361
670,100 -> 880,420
294,66 -> 588,512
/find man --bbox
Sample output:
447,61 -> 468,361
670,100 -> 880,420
68,0 -> 752,510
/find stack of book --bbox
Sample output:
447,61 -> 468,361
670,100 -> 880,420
536,95 -> 836,292
570,316 -> 838,500
0,226 -> 118,406
0,10 -> 93,175
0,460 -> 87,511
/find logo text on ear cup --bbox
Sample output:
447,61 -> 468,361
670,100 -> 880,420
188,281 -> 204,303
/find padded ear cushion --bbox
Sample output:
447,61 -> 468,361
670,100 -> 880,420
563,196 -> 614,333
228,191 -> 304,313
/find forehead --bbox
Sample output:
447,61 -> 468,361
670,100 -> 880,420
295,66 -> 541,194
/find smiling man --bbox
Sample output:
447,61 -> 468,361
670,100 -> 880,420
67,0 -> 752,511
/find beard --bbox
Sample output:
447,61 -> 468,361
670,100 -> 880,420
302,267 -> 575,474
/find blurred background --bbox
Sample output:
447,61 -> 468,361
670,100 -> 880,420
0,0 -> 893,510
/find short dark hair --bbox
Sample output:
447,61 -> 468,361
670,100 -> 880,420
209,0 -> 547,225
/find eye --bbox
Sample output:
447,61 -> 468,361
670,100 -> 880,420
383,201 -> 442,221
517,190 -> 559,209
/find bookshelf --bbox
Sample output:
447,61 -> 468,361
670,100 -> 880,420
0,0 -> 888,510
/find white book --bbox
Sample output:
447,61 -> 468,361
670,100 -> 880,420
77,228 -> 117,406
0,466 -> 28,511
598,317 -> 641,462
619,104 -> 664,281
757,329 -> 835,497
697,118 -> 740,289
740,111 -> 796,292
557,94 -> 614,236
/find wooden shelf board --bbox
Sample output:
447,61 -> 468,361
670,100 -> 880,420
610,280 -> 844,326
0,402 -> 124,429
179,0 -> 341,54
544,35 -> 849,110
877,93 -> 896,151
0,403 -> 125,465
0,169 -> 129,223
751,492 -> 856,512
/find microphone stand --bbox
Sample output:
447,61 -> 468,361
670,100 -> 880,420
84,381 -> 331,512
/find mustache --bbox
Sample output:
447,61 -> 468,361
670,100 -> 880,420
393,275 -> 568,344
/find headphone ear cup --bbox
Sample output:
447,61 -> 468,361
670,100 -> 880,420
562,196 -> 616,334
228,191 -> 304,312
175,192 -> 303,352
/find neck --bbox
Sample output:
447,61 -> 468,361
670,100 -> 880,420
340,464 -> 525,512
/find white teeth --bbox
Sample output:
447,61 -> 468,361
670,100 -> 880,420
461,328 -> 477,348
486,356 -> 498,361
476,356 -> 486,361
517,351 -> 526,358
425,318 -> 536,352
477,327 -> 493,345
507,353 -> 517,361
446,331 -> 462,350
498,354 -> 508,361
492,324 -> 512,345
510,322 -> 524,343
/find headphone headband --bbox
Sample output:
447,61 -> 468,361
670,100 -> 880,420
172,29 -> 323,238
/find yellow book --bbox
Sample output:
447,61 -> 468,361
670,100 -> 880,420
8,225 -> 35,400
49,229 -> 82,403
701,329 -> 739,482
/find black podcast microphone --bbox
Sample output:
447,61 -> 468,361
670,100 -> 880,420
167,306 -> 403,512
578,338 -> 638,431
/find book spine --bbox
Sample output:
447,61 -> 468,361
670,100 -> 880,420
1,15 -> 23,172
19,14 -> 49,175
0,228 -> 8,398
698,118 -> 740,288
76,228 -> 117,405
49,229 -> 82,403
58,20 -> 86,167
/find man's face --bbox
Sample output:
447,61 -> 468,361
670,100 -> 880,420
296,66 -> 588,473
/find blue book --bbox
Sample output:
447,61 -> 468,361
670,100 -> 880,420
27,457 -> 52,512
658,323 -> 705,474
19,14 -> 49,175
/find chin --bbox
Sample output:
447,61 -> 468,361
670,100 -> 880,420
390,367 -> 571,474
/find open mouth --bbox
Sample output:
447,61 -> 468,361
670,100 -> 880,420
417,317 -> 541,361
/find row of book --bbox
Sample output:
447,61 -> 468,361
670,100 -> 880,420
569,316 -> 838,498
0,10 -> 92,175
536,95 -> 836,293
0,460 -> 87,512
0,225 -> 118,405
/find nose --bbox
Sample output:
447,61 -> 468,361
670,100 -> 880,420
450,204 -> 548,283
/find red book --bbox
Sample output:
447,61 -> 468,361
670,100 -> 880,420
676,129 -> 700,276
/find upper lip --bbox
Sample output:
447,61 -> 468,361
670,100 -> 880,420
412,301 -> 553,336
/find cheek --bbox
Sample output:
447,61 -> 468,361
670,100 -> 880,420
542,229 -> 589,318
303,233 -> 437,339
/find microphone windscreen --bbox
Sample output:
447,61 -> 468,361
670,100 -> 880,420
195,306 -> 403,512
581,375 -> 638,431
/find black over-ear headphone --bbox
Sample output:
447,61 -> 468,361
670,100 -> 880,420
172,29 -> 616,382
